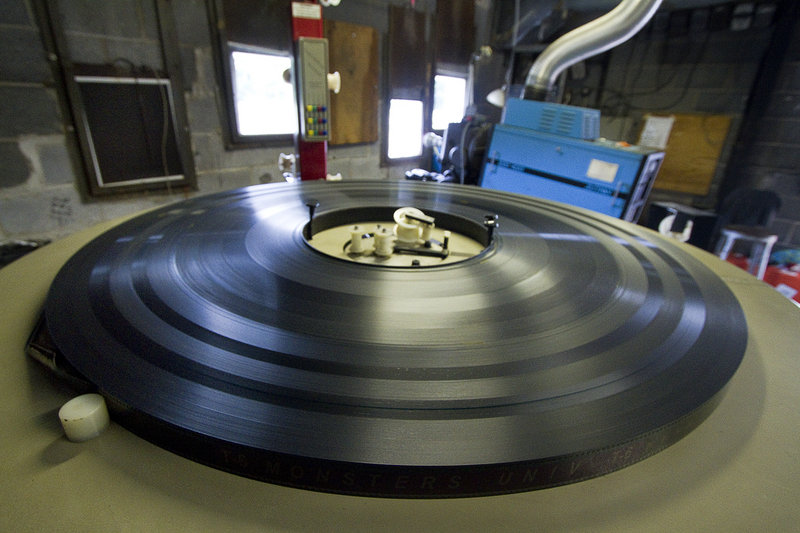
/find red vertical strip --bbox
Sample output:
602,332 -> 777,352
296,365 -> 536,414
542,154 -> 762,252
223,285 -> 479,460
292,1 -> 327,180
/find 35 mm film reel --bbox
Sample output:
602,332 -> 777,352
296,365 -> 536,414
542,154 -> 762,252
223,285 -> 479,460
40,181 -> 747,497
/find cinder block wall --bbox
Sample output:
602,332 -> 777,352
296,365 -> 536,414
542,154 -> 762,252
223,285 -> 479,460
564,2 -> 800,250
0,0 -> 389,242
725,14 -> 800,249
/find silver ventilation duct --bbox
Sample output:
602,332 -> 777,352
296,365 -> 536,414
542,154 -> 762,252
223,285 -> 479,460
522,0 -> 663,101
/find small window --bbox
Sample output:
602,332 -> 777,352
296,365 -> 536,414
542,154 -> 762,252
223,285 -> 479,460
387,99 -> 424,159
432,75 -> 467,131
230,49 -> 298,137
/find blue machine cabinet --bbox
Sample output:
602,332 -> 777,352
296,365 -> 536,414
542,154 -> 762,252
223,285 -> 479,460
479,100 -> 664,222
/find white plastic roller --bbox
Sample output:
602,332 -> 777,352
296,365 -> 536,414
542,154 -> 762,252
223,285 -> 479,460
393,207 -> 434,244
58,393 -> 110,442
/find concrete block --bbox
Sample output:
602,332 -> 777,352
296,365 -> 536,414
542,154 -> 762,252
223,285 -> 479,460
692,64 -> 731,89
191,133 -> 220,172
0,27 -> 52,83
186,93 -> 220,134
345,156 -> 383,180
745,142 -> 800,170
0,0 -> 31,25
787,20 -> 800,62
329,143 -> 379,160
0,86 -> 61,136
38,139 -> 77,186
195,170 -> 224,193
0,186 -> 99,238
178,44 -> 197,89
753,171 -> 800,197
788,223 -> 800,247
771,218 -> 795,245
221,144 -> 289,172
219,168 -> 257,191
695,90 -> 748,114
777,61 -> 800,92
172,0 -> 211,47
0,141 -> 30,188
702,30 -> 772,63
753,118 -> 800,145
190,47 -> 217,96
765,93 -> 800,118
59,0 -> 156,39
777,195 -> 800,222
97,196 -> 166,222
662,39 -> 695,65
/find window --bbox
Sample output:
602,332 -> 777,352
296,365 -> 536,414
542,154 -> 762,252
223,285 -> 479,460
230,49 -> 297,137
432,74 -> 467,131
34,0 -> 196,196
387,99 -> 424,159
386,1 -> 474,165
208,0 -> 295,146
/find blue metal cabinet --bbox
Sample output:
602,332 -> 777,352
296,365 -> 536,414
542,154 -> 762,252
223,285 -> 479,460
480,123 -> 663,222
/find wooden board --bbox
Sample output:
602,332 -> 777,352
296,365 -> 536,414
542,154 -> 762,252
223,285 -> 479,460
324,20 -> 379,145
647,113 -> 732,196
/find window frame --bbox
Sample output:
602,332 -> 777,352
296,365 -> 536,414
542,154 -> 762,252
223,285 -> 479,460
227,43 -> 299,138
383,0 -> 474,167
33,0 -> 197,197
207,0 -> 297,149
431,71 -> 469,132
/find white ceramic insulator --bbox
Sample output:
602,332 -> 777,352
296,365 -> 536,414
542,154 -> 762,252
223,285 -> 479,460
327,71 -> 341,94
278,152 -> 295,172
658,214 -> 694,243
58,393 -> 110,442
393,207 -> 425,244
350,225 -> 365,254
374,228 -> 395,257
421,222 -> 434,241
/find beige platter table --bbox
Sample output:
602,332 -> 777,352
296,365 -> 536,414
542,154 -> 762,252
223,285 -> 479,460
1,208 -> 798,533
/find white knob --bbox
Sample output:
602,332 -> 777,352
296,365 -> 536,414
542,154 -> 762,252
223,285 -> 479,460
327,71 -> 341,94
59,393 -> 110,442
374,228 -> 395,257
350,225 -> 366,254
393,207 -> 430,244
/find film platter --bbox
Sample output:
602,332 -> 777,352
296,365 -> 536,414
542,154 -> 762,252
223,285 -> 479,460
36,180 -> 747,498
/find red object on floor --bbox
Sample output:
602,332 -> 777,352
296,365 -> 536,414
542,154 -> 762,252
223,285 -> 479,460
725,254 -> 750,271
726,254 -> 800,303
763,266 -> 800,303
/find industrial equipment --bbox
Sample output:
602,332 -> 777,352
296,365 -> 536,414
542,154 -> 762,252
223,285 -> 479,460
479,98 -> 664,222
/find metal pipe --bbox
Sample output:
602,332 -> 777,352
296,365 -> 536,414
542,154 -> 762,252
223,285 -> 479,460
522,0 -> 663,101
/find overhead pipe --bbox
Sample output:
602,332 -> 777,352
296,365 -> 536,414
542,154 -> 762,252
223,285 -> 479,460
522,0 -> 663,101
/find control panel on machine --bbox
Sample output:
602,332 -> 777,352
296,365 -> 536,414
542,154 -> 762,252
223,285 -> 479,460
297,37 -> 330,141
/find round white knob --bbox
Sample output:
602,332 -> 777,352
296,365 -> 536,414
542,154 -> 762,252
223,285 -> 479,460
58,393 -> 110,442
374,227 -> 396,257
350,225 -> 366,254
327,71 -> 341,94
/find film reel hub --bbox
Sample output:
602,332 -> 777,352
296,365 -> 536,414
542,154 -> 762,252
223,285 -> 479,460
303,205 -> 495,268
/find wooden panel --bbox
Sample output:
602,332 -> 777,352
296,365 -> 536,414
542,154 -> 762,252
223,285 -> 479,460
222,0 -> 292,51
650,113 -> 732,196
388,5 -> 426,99
435,0 -> 475,68
325,20 -> 379,145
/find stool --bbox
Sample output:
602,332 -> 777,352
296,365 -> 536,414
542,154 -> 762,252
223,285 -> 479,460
714,225 -> 778,280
